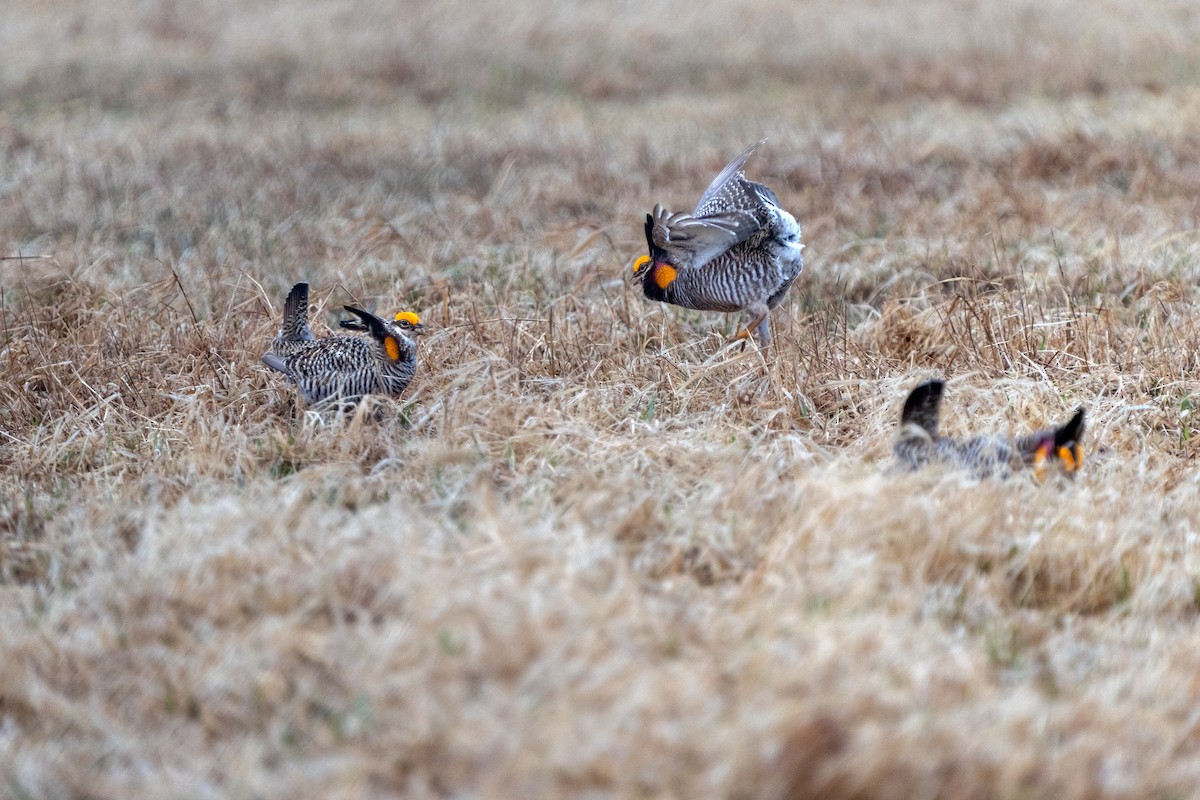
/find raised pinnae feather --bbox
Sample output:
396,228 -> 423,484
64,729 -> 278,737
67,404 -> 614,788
642,214 -> 661,257
341,305 -> 388,338
1055,407 -> 1086,447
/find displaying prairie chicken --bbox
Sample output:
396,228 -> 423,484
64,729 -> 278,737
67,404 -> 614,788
894,379 -> 1085,479
632,140 -> 804,348
262,282 -> 425,408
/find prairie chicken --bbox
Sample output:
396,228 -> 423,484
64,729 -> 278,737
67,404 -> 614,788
632,140 -> 804,349
894,379 -> 1085,479
262,282 -> 425,408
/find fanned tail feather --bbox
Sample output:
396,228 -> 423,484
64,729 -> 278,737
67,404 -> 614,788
900,379 -> 944,437
280,282 -> 314,342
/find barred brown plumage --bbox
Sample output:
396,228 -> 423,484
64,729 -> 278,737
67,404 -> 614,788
894,379 -> 1086,479
262,282 -> 425,408
632,140 -> 804,349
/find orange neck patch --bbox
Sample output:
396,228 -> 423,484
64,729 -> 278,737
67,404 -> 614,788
1032,442 -> 1051,478
652,263 -> 677,290
384,336 -> 402,361
1057,444 -> 1081,471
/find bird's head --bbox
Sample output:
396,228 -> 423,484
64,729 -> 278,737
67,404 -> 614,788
631,213 -> 677,292
339,305 -> 424,363
392,311 -> 426,336
1023,407 -> 1086,480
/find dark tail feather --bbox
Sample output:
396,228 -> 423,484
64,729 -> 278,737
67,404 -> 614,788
900,379 -> 944,436
280,282 -> 312,341
1055,407 -> 1086,448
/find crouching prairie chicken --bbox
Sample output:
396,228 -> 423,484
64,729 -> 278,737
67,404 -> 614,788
262,282 -> 425,408
632,140 -> 804,349
894,379 -> 1085,479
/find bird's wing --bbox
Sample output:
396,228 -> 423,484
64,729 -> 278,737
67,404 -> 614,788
693,139 -> 767,217
744,178 -> 780,210
650,204 -> 761,271
287,337 -> 376,373
261,352 -> 290,374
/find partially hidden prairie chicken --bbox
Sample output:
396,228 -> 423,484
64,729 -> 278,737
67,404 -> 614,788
632,140 -> 804,349
894,379 -> 1085,479
262,282 -> 425,408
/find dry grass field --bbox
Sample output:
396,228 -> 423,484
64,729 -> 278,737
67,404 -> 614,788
6,1 -> 1200,797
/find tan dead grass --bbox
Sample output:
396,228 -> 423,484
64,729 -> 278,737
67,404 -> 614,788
4,1 -> 1200,797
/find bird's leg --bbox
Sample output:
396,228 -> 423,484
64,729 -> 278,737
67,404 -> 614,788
752,314 -> 772,351
730,306 -> 771,351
